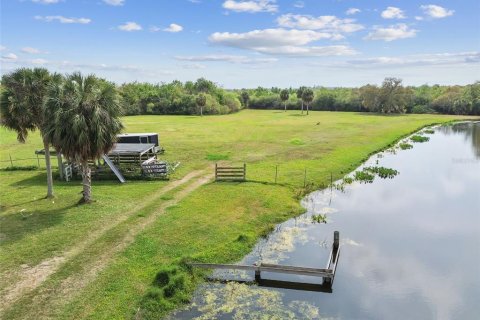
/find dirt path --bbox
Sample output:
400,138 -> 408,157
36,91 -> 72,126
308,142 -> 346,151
0,169 -> 208,315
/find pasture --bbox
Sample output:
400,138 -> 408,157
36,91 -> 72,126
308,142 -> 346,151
0,110 -> 473,319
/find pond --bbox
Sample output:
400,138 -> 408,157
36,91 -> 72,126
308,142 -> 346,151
171,122 -> 480,320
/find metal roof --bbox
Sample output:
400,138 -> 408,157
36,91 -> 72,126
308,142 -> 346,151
117,133 -> 158,137
108,143 -> 156,155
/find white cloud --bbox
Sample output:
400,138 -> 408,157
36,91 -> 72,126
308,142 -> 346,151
35,15 -> 91,24
222,0 -> 278,13
118,22 -> 142,31
174,54 -> 277,64
210,28 -> 335,48
277,14 -> 364,33
342,52 -> 480,68
103,0 -> 125,5
31,58 -> 48,65
179,63 -> 206,69
163,23 -> 183,33
150,26 -> 161,32
1,53 -> 18,61
209,28 -> 357,56
381,7 -> 406,19
415,16 -> 424,21
21,47 -> 41,54
365,24 -> 417,41
31,0 -> 60,4
293,1 -> 304,8
346,8 -> 360,15
0,46 -> 6,51
420,4 -> 454,19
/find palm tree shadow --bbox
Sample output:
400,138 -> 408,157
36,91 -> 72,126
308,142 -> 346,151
9,172 -> 54,187
0,203 -> 75,245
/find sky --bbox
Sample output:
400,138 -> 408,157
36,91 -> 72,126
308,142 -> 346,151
1,0 -> 479,88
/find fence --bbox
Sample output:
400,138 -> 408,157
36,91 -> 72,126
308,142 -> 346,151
214,162 -> 339,189
0,154 -> 47,169
215,163 -> 246,181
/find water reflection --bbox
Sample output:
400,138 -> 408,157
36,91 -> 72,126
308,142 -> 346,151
172,122 -> 480,320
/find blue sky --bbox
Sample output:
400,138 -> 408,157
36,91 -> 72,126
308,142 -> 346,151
1,0 -> 479,87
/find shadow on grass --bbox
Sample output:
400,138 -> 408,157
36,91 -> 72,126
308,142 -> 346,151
0,203 -> 75,245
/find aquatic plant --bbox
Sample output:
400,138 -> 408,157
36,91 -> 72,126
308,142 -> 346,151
410,135 -> 430,143
363,166 -> 399,179
311,214 -> 327,224
354,170 -> 375,183
424,129 -> 435,134
399,143 -> 413,150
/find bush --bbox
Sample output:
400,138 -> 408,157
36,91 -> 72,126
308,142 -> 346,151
412,105 -> 436,114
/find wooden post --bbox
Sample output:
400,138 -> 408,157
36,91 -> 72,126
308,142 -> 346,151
275,165 -> 278,184
215,163 -> 218,181
255,269 -> 261,281
330,172 -> 333,190
37,154 -> 40,168
303,168 -> 307,187
243,163 -> 246,181
333,231 -> 340,262
9,154 -> 13,167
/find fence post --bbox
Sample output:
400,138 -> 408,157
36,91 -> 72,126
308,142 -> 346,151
303,168 -> 307,188
37,154 -> 40,168
243,163 -> 246,181
275,165 -> 278,184
215,163 -> 218,181
9,154 -> 13,167
330,172 -> 333,190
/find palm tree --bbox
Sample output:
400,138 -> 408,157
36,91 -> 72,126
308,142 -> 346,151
296,86 -> 306,114
44,73 -> 124,203
196,93 -> 207,116
280,89 -> 289,112
0,68 -> 58,198
302,88 -> 315,115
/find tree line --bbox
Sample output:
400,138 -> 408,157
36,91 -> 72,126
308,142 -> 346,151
241,78 -> 480,115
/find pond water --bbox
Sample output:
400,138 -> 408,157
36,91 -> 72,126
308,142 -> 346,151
171,122 -> 480,320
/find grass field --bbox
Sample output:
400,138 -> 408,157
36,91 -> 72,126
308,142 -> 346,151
0,110 -> 476,319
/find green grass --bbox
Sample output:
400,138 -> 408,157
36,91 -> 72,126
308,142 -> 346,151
0,110 -> 476,319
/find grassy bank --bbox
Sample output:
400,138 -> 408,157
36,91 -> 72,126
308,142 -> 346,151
0,110 -> 476,319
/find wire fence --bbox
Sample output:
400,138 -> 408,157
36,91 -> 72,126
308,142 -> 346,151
1,156 -> 340,189
0,154 -> 46,169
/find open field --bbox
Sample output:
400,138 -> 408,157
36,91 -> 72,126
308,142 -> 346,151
0,110 -> 476,319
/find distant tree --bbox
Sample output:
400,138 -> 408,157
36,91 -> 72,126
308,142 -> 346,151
0,68 -> 59,198
240,90 -> 250,108
359,84 -> 380,112
302,88 -> 315,115
194,77 -> 215,94
280,89 -> 289,112
196,93 -> 207,116
44,73 -> 123,203
296,86 -> 306,114
378,78 -> 409,113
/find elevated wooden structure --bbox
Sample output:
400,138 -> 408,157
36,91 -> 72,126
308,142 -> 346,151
215,163 -> 246,181
191,231 -> 341,287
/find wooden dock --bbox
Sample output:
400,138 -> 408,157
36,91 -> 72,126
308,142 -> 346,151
190,231 -> 341,287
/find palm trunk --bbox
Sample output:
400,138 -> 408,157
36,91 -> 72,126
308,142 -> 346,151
57,152 -> 64,180
284,102 -> 287,112
43,139 -> 54,198
81,161 -> 92,203
201,107 -> 203,116
301,101 -> 304,114
307,103 -> 309,115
